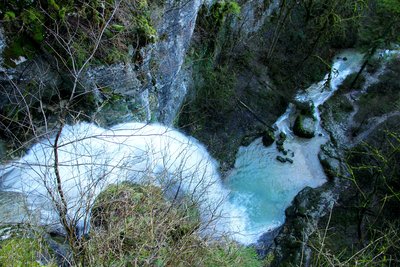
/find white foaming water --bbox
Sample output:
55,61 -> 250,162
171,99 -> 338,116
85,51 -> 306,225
0,122 -> 239,237
225,50 -> 364,244
0,50 -> 364,245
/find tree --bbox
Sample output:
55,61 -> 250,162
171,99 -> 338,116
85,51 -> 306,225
349,0 -> 400,88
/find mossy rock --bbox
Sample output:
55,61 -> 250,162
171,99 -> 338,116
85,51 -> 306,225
0,226 -> 56,266
293,115 -> 315,138
294,100 -> 315,117
262,129 -> 275,147
88,182 -> 266,266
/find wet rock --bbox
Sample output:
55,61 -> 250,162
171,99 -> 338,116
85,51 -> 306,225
293,115 -> 316,138
277,145 -> 285,152
262,130 -> 275,147
273,186 -> 337,266
319,144 -> 342,181
0,192 -> 33,225
276,156 -> 286,163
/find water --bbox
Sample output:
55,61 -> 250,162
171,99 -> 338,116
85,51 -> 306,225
0,50 -> 363,244
225,50 -> 364,244
0,123 -> 233,235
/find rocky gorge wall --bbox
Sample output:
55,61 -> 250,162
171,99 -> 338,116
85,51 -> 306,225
0,0 -> 211,138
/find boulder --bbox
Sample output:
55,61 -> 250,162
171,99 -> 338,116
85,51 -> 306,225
276,156 -> 286,163
293,115 -> 316,138
262,130 -> 275,147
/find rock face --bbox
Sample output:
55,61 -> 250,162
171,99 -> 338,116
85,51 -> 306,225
293,115 -> 316,138
150,0 -> 205,124
269,138 -> 349,266
84,0 -> 207,124
231,0 -> 280,37
272,185 -> 337,266
0,0 -> 206,126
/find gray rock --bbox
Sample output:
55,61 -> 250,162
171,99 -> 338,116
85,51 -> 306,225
0,191 -> 35,225
293,115 -> 316,138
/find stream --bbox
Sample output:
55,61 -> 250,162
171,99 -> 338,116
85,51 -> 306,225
225,50 -> 363,244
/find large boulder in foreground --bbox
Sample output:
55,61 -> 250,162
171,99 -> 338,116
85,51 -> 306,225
293,115 -> 316,138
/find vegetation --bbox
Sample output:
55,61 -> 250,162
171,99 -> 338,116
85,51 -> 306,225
0,227 -> 56,266
338,73 -> 366,93
355,58 -> 400,122
85,182 -> 261,266
0,0 -> 399,266
1,0 -> 158,68
308,130 -> 400,266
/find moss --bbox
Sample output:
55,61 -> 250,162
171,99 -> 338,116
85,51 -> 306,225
2,36 -> 37,67
21,8 -> 45,42
4,11 -> 16,21
48,0 -> 60,11
293,114 -> 315,138
0,227 -> 56,267
104,47 -> 129,64
1,0 -> 160,68
135,15 -> 157,44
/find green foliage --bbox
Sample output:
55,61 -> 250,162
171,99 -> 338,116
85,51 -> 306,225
48,0 -> 60,11
4,11 -> 16,21
135,15 -> 157,43
21,9 -> 46,42
358,0 -> 400,49
0,228 -> 56,267
308,130 -> 400,266
2,36 -> 37,68
204,246 -> 262,267
0,0 -> 159,68
178,54 -> 237,133
0,238 -> 41,266
196,0 -> 240,52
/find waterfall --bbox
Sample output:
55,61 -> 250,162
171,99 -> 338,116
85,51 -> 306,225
0,122 -> 238,236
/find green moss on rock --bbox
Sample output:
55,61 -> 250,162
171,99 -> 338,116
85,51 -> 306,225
293,114 -> 316,138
